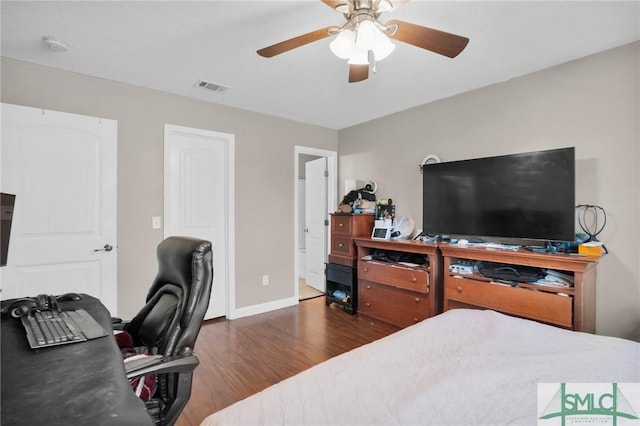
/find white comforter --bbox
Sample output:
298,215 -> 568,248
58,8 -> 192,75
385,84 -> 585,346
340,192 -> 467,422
201,309 -> 640,425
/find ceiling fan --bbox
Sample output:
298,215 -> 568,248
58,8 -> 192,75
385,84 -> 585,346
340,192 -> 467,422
257,0 -> 469,83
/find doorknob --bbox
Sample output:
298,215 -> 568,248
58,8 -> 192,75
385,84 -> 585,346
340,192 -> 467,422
304,228 -> 309,233
94,244 -> 113,252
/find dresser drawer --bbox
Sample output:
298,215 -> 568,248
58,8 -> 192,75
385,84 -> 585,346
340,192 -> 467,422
445,278 -> 573,328
358,261 -> 429,293
332,235 -> 354,257
331,215 -> 353,236
359,280 -> 430,328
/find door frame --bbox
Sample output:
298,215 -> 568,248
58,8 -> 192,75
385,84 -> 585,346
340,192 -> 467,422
294,146 -> 337,300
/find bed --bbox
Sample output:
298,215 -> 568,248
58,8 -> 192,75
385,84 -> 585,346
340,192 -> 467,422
201,309 -> 640,425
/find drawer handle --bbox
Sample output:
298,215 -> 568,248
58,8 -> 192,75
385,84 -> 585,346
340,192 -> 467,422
338,223 -> 344,227
411,277 -> 417,282
366,302 -> 371,307
414,297 -> 420,303
363,267 -> 368,272
413,318 -> 419,323
456,286 -> 463,293
338,243 -> 344,248
366,285 -> 371,289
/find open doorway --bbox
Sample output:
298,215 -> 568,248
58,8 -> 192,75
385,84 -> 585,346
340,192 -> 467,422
294,146 -> 337,301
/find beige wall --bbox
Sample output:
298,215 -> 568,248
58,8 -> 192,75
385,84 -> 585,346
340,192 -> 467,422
3,42 -> 638,338
338,42 -> 640,339
1,58 -> 338,318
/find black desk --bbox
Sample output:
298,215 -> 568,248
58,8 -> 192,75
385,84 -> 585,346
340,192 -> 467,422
1,295 -> 153,425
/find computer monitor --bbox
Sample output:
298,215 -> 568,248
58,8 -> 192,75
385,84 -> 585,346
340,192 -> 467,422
1,193 -> 16,267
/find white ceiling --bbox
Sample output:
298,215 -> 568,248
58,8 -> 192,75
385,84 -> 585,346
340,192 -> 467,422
2,1 -> 639,130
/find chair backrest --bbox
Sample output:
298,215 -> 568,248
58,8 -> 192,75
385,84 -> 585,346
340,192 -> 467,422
126,236 -> 213,425
127,236 -> 213,355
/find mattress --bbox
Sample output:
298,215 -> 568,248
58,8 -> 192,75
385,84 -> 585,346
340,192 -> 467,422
201,309 -> 640,425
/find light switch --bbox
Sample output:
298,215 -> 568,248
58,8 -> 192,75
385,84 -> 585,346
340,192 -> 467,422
152,216 -> 162,229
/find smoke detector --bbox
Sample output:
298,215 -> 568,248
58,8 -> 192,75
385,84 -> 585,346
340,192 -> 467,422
42,36 -> 68,52
195,79 -> 229,93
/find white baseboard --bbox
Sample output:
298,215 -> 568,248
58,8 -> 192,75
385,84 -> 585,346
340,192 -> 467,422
228,296 -> 298,320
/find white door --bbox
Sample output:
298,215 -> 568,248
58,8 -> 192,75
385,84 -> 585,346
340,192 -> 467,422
305,157 -> 327,291
0,104 -> 118,314
164,124 -> 233,320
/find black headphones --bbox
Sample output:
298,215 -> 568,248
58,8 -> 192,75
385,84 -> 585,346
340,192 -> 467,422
1,298 -> 39,318
1,295 -> 58,318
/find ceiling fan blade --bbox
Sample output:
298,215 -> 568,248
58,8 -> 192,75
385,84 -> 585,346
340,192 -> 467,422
387,19 -> 469,58
348,64 -> 369,83
257,27 -> 333,58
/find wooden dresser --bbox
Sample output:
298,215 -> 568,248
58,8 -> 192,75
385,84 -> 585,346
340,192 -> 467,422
439,244 -> 599,332
354,238 -> 443,328
328,214 -> 375,268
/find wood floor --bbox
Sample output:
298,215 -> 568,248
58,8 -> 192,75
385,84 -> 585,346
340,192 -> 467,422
175,296 -> 400,426
299,278 -> 324,300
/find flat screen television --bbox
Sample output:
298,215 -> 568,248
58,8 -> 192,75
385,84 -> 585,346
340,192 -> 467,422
422,147 -> 575,243
1,193 -> 16,267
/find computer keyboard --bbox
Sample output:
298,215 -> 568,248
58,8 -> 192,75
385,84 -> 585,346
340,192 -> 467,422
21,309 -> 108,349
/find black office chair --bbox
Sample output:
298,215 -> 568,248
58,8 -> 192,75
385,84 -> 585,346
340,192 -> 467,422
115,236 -> 213,426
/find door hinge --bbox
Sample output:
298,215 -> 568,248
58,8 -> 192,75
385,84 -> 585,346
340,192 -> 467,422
324,170 -> 329,178
324,219 -> 329,226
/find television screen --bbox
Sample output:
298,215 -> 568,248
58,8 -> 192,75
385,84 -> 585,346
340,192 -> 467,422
422,147 -> 575,242
1,193 -> 16,267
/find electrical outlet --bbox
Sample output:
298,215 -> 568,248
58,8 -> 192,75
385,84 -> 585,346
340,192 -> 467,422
262,275 -> 269,286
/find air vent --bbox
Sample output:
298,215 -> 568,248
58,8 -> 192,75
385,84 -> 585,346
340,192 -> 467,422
195,79 -> 229,93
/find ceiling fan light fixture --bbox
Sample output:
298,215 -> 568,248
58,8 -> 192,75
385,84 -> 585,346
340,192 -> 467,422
355,19 -> 381,50
330,29 -> 356,59
347,46 -> 369,65
331,17 -> 396,66
372,35 -> 395,61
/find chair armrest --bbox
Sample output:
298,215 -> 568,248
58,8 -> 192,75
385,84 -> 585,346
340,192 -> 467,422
126,353 -> 200,380
111,319 -> 130,331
